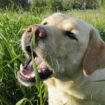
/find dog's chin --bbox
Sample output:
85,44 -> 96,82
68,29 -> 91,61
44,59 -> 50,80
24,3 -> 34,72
17,55 -> 52,87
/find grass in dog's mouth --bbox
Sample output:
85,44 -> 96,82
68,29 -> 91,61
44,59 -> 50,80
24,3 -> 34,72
31,32 -> 43,105
31,32 -> 41,89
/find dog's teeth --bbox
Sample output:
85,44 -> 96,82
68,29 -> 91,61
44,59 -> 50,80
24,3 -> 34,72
20,64 -> 24,70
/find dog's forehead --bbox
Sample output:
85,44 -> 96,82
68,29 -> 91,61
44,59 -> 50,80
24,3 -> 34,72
42,13 -> 89,31
42,13 -> 75,25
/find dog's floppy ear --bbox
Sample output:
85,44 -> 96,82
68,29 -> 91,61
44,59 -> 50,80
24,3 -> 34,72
83,28 -> 105,76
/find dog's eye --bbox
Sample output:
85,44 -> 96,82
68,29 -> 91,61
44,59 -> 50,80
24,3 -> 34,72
65,31 -> 78,41
43,22 -> 47,25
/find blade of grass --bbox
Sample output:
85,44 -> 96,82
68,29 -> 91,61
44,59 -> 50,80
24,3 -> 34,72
31,31 -> 43,105
16,98 -> 33,105
0,33 -> 15,59
31,32 -> 41,89
3,55 -> 21,69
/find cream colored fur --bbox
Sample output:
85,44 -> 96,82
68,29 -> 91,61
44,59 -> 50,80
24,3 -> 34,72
22,13 -> 105,105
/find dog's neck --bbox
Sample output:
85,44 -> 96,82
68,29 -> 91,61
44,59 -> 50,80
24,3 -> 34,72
44,69 -> 88,99
44,70 -> 91,105
44,68 -> 105,105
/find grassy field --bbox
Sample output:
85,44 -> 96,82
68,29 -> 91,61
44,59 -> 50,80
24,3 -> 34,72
0,9 -> 105,105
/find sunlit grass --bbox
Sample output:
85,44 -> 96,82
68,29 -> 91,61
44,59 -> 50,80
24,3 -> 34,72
31,31 -> 43,105
0,11 -> 48,105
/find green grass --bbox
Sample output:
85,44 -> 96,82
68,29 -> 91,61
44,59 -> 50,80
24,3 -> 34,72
31,31 -> 43,105
0,11 -> 49,105
0,9 -> 105,105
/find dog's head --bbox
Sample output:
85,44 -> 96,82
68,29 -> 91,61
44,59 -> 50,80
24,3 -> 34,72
17,13 -> 105,86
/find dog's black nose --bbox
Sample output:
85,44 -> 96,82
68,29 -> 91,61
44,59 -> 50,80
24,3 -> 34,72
27,25 -> 46,42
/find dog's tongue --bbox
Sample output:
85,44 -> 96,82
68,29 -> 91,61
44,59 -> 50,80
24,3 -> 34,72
20,57 -> 48,79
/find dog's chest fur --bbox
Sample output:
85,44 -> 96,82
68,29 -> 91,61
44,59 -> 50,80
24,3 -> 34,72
44,77 -> 86,105
44,75 -> 105,105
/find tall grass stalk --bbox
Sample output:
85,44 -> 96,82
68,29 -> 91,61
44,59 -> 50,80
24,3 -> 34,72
31,32 -> 43,105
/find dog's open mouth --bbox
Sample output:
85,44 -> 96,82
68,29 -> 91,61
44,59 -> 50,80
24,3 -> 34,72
17,50 -> 52,86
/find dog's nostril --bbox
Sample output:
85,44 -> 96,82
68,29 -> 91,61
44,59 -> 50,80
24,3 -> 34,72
35,30 -> 43,38
35,25 -> 45,40
39,31 -> 43,38
26,25 -> 46,41
27,26 -> 32,32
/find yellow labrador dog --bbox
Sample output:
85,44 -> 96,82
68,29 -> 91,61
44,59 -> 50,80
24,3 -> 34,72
17,13 -> 105,105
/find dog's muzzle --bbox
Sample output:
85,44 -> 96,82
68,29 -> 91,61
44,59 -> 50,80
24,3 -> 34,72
17,25 -> 52,86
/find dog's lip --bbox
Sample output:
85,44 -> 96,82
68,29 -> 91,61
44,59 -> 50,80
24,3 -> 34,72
18,56 -> 52,83
17,72 -> 35,83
